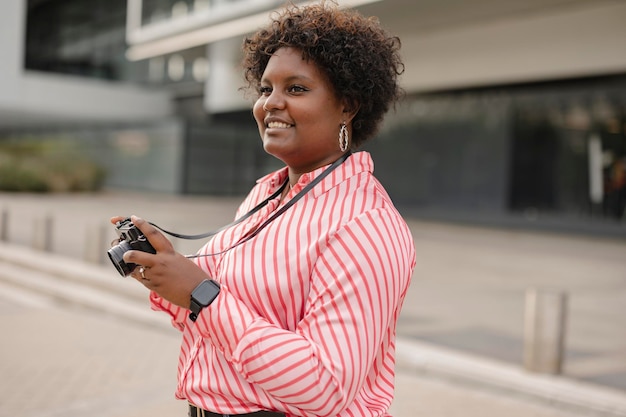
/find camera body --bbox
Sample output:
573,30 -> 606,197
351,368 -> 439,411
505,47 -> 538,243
107,218 -> 156,276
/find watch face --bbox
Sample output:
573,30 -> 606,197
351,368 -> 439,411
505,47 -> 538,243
193,280 -> 220,307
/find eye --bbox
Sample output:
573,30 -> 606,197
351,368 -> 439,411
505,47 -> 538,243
288,85 -> 308,94
258,85 -> 272,95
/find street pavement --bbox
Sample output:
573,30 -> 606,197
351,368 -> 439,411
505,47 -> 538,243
0,190 -> 625,417
0,294 -> 589,417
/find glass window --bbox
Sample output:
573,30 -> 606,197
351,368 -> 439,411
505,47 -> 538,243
368,76 -> 626,225
25,0 -> 132,81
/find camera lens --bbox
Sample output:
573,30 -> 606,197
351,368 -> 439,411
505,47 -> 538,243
107,241 -> 136,276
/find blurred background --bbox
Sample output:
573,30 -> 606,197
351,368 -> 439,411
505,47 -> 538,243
0,0 -> 625,234
0,1 -> 625,416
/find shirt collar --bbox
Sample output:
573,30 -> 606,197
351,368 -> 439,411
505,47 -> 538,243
256,151 -> 374,195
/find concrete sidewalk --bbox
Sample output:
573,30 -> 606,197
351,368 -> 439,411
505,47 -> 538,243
0,292 -> 587,417
1,191 -> 625,416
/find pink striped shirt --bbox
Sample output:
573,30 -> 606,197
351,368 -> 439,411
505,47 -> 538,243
150,151 -> 416,417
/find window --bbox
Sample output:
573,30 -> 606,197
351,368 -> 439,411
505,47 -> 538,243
25,0 -> 132,81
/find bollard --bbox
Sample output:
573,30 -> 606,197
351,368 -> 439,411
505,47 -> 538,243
0,208 -> 8,242
84,223 -> 110,264
523,287 -> 568,374
32,214 -> 54,252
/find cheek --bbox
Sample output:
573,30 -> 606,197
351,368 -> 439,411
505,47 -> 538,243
252,99 -> 265,125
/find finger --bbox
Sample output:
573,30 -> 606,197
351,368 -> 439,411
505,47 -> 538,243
122,249 -> 156,270
130,215 -> 174,253
109,216 -> 126,247
110,216 -> 127,225
129,267 -> 152,288
129,266 -> 144,282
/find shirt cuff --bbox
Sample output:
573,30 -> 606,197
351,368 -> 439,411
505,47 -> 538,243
150,291 -> 186,331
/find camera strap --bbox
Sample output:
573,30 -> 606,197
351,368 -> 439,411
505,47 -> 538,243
149,151 -> 352,247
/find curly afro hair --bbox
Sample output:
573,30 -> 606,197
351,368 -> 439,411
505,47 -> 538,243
242,1 -> 404,148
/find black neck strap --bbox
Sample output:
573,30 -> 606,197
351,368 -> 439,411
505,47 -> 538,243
150,151 -> 352,244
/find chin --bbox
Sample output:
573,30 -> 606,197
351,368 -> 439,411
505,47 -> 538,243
264,143 -> 298,165
262,140 -> 284,159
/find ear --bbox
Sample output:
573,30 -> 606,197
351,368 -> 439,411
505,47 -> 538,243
341,97 -> 360,123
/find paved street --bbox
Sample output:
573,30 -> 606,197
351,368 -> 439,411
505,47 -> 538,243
0,294 -> 582,417
1,191 -> 625,416
0,294 -> 185,417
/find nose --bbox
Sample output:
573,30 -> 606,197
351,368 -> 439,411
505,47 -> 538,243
262,89 -> 285,111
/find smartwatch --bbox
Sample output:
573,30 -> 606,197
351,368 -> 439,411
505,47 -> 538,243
189,279 -> 221,322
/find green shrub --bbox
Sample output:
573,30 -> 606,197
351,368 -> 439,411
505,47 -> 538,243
0,140 -> 106,192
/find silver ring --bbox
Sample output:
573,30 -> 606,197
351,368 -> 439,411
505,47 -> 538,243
139,266 -> 148,280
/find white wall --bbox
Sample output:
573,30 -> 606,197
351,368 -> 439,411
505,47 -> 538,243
400,1 -> 626,93
18,72 -> 173,124
0,0 -> 24,103
3,0 -> 625,124
204,37 -> 251,113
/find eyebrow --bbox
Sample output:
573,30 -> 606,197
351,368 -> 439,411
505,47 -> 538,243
260,74 -> 316,85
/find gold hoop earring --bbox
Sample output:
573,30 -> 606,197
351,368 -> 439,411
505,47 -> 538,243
339,123 -> 349,152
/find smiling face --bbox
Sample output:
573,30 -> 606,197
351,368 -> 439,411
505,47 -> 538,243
253,47 -> 352,174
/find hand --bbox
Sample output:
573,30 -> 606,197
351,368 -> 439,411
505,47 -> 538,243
109,215 -> 209,308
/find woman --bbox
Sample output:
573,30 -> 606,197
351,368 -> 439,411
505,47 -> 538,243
113,2 -> 415,416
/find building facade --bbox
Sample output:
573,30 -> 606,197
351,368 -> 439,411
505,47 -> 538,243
1,0 -> 625,235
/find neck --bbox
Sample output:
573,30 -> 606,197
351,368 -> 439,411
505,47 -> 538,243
287,173 -> 300,190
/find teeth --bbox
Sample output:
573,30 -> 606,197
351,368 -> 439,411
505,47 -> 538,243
268,122 -> 291,129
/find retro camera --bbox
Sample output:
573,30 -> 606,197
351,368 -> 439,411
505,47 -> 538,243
107,218 -> 156,276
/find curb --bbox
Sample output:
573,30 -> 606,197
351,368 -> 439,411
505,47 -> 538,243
0,241 -> 170,331
1,241 -> 625,417
395,338 -> 626,417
